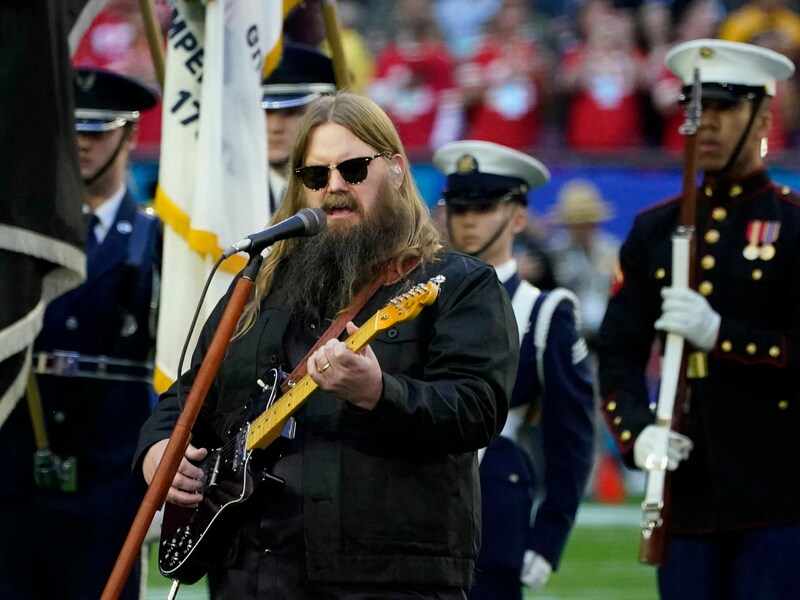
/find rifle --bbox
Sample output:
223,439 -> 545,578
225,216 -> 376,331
638,68 -> 702,566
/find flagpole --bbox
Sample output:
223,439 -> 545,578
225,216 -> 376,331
320,0 -> 349,89
138,0 -> 166,89
100,253 -> 264,600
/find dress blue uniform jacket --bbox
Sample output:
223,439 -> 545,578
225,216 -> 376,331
599,169 -> 800,533
0,192 -> 159,520
477,269 -> 595,571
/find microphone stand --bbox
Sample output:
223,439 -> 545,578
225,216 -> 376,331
100,251 -> 264,600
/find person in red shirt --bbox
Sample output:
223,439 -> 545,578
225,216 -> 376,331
367,0 -> 461,156
457,0 -> 552,150
557,5 -> 649,151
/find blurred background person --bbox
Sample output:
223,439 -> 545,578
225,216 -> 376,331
367,0 -> 462,157
545,178 -> 624,503
456,0 -> 554,151
556,1 -> 650,150
718,0 -> 800,63
546,179 -> 620,348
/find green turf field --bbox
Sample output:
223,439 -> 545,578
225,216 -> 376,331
145,503 -> 659,600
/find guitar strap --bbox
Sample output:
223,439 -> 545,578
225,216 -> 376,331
280,258 -> 419,393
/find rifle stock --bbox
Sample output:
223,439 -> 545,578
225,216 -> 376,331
638,67 -> 701,566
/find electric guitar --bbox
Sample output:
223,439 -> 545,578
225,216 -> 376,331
158,276 -> 445,584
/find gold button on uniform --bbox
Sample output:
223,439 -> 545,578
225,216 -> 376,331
699,281 -> 713,296
620,430 -> 631,442
746,343 -> 757,355
655,268 -> 666,280
729,184 -> 743,198
613,416 -> 622,425
705,230 -> 720,244
752,269 -> 763,281
721,340 -> 732,352
704,186 -> 713,197
782,186 -> 791,196
778,400 -> 789,410
769,346 -> 781,358
508,473 -> 520,483
606,401 -> 617,411
701,255 -> 716,270
712,207 -> 727,221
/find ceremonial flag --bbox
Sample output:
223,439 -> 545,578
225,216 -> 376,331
0,0 -> 108,428
154,0 -> 297,392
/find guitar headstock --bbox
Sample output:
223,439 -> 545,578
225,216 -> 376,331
374,275 -> 445,331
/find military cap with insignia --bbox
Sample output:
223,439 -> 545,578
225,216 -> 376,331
261,42 -> 337,110
73,66 -> 159,132
433,140 -> 550,208
666,39 -> 795,104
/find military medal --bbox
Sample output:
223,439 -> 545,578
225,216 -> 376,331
743,220 -> 761,260
759,221 -> 780,261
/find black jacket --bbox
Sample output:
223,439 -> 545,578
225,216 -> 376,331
599,169 -> 800,532
135,250 -> 518,587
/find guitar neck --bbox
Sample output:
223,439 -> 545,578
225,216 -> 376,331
246,315 -> 380,451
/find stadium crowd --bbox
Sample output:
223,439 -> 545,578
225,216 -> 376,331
74,0 -> 800,160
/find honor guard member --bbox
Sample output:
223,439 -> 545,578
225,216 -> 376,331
263,42 -> 337,212
0,67 -> 160,600
434,141 -> 595,599
598,39 -> 800,600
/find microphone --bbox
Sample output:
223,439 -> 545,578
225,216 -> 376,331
222,208 -> 326,258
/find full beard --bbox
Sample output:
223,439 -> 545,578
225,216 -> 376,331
280,180 -> 408,322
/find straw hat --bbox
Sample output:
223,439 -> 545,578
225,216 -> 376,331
551,180 -> 613,225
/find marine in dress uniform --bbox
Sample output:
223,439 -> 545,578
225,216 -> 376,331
262,42 -> 337,212
0,67 -> 160,600
434,141 -> 596,599
598,39 -> 800,600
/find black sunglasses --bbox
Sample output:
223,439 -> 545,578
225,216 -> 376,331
295,154 -> 384,190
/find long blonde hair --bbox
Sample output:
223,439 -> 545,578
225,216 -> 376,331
235,92 -> 441,337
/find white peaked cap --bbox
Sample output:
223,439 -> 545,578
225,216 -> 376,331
433,140 -> 550,190
666,38 -> 795,97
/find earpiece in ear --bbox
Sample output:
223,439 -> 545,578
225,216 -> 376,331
392,164 -> 402,176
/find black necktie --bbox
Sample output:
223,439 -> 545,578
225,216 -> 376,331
84,212 -> 100,250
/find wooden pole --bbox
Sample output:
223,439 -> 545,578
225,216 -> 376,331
320,0 -> 350,89
138,0 -> 166,89
100,255 -> 263,600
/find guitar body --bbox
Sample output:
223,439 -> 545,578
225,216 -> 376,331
157,423 -> 287,584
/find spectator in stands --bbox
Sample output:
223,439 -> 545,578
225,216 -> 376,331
718,0 -> 800,63
457,0 -> 554,150
557,3 -> 650,150
367,0 -> 462,156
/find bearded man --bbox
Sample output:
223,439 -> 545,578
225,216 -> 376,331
135,92 -> 519,599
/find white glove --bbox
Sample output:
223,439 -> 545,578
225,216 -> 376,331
654,287 -> 721,352
633,424 -> 693,471
520,550 -> 552,591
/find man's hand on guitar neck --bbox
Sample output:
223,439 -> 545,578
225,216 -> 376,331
143,439 -> 209,507
307,321 -> 383,411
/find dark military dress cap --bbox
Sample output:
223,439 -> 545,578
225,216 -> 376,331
261,42 -> 337,110
73,66 -> 158,132
433,140 -> 550,208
